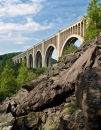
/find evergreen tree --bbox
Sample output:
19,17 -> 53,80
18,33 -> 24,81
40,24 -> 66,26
84,0 -> 101,43
0,64 -> 17,101
17,60 -> 36,87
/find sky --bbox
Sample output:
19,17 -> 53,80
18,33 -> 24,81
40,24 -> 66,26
0,0 -> 91,55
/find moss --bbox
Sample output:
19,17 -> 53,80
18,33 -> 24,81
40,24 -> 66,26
61,100 -> 78,115
27,112 -> 43,130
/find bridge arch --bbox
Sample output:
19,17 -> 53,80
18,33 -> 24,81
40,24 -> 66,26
28,53 -> 33,68
60,34 -> 83,56
35,50 -> 42,68
45,44 -> 57,67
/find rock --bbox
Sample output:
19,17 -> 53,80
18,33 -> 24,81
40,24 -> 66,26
55,45 -> 100,86
16,112 -> 42,130
0,88 -> 28,130
43,113 -> 64,130
22,74 -> 47,91
0,34 -> 101,130
68,109 -> 85,130
75,68 -> 101,130
0,113 -> 15,130
16,78 -> 74,116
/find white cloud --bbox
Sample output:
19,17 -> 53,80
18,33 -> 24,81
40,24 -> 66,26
15,41 -> 25,44
0,0 -> 45,17
0,31 -> 33,42
23,45 -> 31,49
0,17 -> 53,31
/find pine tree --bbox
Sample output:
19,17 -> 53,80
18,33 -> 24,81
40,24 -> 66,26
84,0 -> 101,43
17,60 -> 36,87
0,64 -> 17,101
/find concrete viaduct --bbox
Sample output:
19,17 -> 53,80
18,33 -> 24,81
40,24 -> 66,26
12,18 -> 85,68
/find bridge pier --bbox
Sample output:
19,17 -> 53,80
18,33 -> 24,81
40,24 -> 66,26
33,47 -> 35,68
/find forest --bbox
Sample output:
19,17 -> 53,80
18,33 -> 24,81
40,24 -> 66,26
0,52 -> 46,102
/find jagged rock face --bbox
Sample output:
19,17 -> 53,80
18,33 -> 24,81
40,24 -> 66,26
0,34 -> 101,130
0,89 -> 28,130
76,68 -> 101,130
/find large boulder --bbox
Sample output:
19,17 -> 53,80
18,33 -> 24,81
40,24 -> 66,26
75,68 -> 101,130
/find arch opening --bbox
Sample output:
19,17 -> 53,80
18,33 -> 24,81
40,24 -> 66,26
45,46 -> 57,67
29,54 -> 33,68
20,58 -> 22,63
61,37 -> 82,56
24,56 -> 27,61
17,59 -> 19,63
35,51 -> 42,68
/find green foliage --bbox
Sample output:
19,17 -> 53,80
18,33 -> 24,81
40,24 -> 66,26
58,57 -> 62,62
0,52 -> 21,61
0,52 -> 21,74
0,53 -> 47,102
51,58 -> 57,64
17,61 -> 46,87
84,0 -> 101,43
35,67 -> 46,76
58,44 -> 78,62
64,43 -> 78,55
0,60 -> 5,73
0,64 -> 17,101
17,60 -> 36,87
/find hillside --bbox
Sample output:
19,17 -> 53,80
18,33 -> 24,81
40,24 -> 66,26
0,52 -> 21,61
0,34 -> 101,130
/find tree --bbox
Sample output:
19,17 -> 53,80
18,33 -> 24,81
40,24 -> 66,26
0,64 -> 17,101
17,60 -> 36,87
64,43 -> 78,55
84,0 -> 101,43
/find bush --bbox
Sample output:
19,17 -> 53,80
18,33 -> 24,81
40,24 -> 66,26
64,43 -> 78,55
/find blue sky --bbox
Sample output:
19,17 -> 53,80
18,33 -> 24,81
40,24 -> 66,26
0,0 -> 91,55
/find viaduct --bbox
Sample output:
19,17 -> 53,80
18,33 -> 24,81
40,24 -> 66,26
12,18 -> 85,68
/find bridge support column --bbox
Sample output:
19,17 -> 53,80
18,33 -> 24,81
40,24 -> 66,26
33,46 -> 35,68
83,21 -> 85,37
42,41 -> 45,67
57,31 -> 61,58
27,50 -> 29,67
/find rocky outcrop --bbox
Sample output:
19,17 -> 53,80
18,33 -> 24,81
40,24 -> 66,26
76,68 -> 101,130
0,34 -> 101,130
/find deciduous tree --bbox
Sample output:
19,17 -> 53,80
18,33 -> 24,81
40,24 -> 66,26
84,0 -> 101,43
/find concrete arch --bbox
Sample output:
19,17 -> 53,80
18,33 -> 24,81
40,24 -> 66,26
60,34 -> 83,56
28,53 -> 33,68
45,44 -> 57,67
35,50 -> 42,68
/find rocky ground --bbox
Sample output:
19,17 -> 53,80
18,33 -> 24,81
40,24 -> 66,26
0,34 -> 101,130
